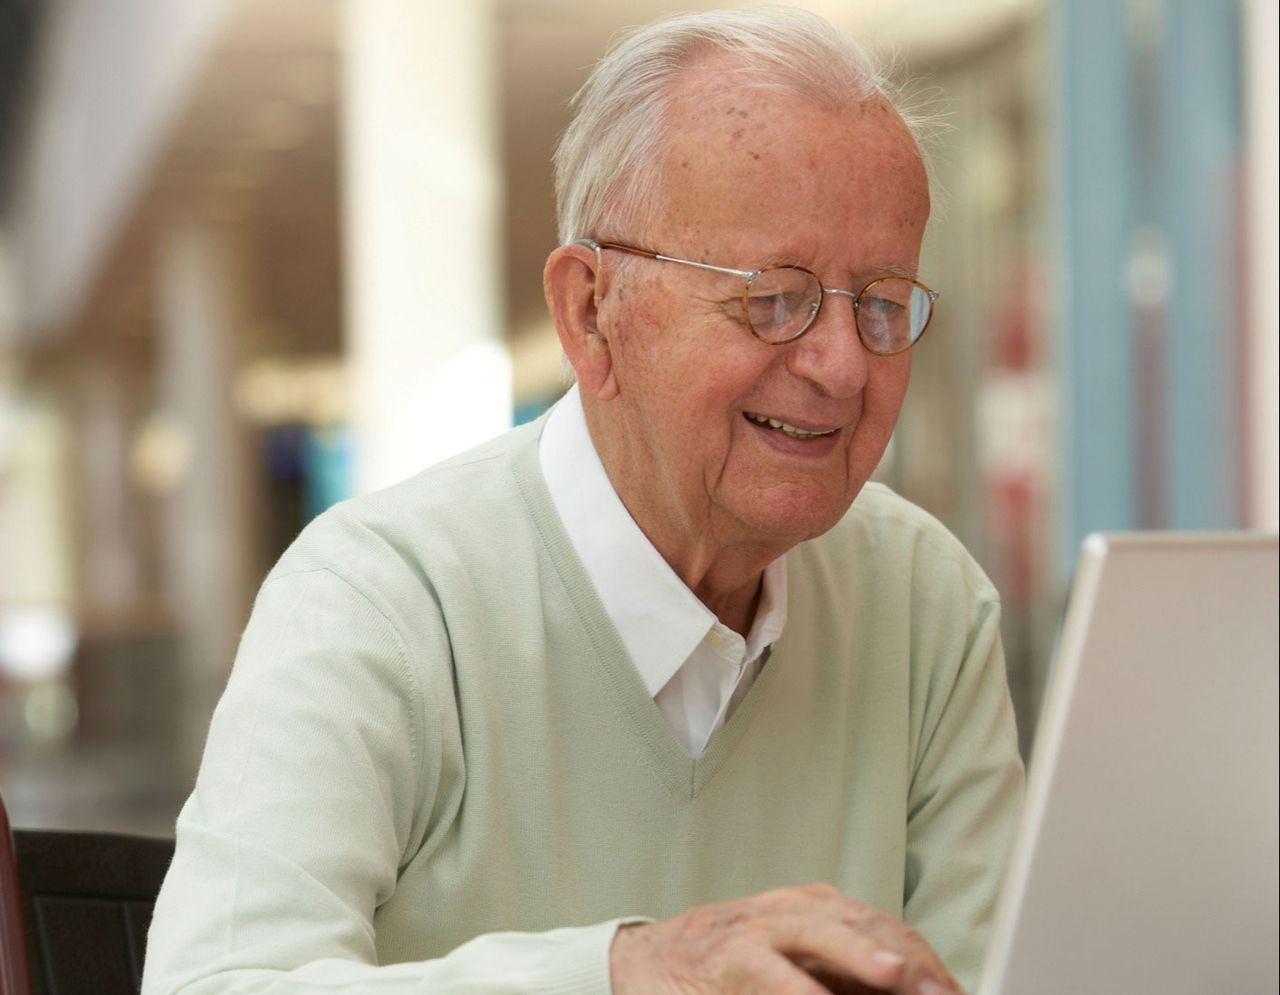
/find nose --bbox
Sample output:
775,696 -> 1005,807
782,290 -> 869,399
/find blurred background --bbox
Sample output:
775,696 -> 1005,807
0,0 -> 1275,835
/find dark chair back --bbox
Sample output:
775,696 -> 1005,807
0,800 -> 31,995
0,797 -> 173,995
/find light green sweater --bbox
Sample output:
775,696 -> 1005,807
144,419 -> 1023,994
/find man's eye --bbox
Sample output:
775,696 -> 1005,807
745,291 -> 805,328
861,296 -> 904,318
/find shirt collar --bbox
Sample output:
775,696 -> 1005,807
539,384 -> 787,696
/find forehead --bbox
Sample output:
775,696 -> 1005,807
650,64 -> 929,266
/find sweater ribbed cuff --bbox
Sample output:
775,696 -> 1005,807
528,917 -> 652,995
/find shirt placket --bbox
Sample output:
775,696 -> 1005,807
688,625 -> 749,754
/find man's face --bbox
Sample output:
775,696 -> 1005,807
589,69 -> 931,562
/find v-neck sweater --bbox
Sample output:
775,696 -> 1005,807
143,417 -> 1023,994
538,384 -> 787,756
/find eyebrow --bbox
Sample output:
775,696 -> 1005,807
758,254 -> 920,284
864,262 -> 920,280
752,244 -> 919,282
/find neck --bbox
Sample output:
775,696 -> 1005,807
581,391 -> 790,635
597,451 -> 782,638
615,481 -> 784,636
690,557 -> 767,636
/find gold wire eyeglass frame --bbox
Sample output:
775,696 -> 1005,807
575,238 -> 939,356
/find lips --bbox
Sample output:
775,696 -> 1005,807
743,411 -> 839,440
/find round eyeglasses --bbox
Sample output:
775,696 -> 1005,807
576,238 -> 938,356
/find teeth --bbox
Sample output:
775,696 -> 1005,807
745,412 -> 835,439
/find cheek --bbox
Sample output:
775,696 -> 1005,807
605,301 -> 667,394
847,357 -> 911,471
617,319 -> 754,416
605,271 -> 698,374
868,354 -> 911,416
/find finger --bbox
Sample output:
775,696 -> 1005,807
744,951 -> 872,995
897,965 -> 964,995
821,902 -> 961,994
772,916 -> 908,991
796,958 -> 897,994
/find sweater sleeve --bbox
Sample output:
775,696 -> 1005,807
902,592 -> 1025,992
141,564 -> 631,995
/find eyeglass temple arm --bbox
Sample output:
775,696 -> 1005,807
574,239 -> 755,280
575,239 -> 940,304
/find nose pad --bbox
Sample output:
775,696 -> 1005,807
803,297 -> 822,326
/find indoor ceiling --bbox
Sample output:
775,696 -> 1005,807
3,0 -> 1034,402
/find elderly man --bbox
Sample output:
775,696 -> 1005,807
144,6 -> 1022,994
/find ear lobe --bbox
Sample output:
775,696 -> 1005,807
543,243 -> 619,400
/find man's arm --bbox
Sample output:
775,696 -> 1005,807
902,594 -> 1025,989
142,566 -> 630,994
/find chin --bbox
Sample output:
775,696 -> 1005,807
735,482 -> 857,545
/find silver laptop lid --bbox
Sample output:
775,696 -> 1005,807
979,532 -> 1279,995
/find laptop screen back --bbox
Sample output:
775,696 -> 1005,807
979,532 -> 1279,995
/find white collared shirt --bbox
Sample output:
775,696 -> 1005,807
539,385 -> 787,756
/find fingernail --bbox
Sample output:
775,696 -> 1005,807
917,981 -> 949,995
872,949 -> 905,968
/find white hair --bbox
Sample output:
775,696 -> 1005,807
553,4 -> 930,245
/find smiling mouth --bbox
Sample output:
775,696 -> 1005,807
744,412 -> 838,440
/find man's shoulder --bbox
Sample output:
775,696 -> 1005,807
269,420 -> 546,586
375,418 -> 543,512
803,482 -> 997,602
829,481 -> 959,549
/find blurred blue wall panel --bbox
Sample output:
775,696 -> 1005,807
1162,0 -> 1243,528
1056,0 -> 1139,563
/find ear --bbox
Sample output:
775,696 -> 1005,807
543,243 -> 619,401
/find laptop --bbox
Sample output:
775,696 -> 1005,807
978,532 -> 1279,995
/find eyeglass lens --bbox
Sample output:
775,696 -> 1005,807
744,268 -> 931,355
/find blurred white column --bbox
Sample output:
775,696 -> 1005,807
340,0 -> 509,495
0,239 -> 75,622
156,215 -> 255,767
1244,0 -> 1278,530
0,396 -> 73,611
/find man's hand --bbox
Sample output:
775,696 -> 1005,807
609,884 -> 962,995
